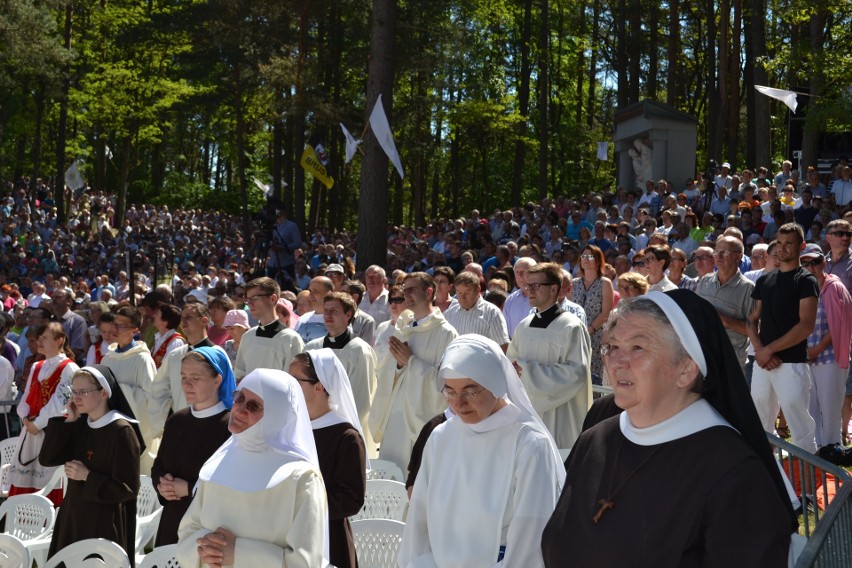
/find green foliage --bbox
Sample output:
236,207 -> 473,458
1,0 -> 850,228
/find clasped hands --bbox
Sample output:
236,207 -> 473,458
157,473 -> 189,501
197,527 -> 236,568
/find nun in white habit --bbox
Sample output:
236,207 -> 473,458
397,334 -> 565,568
176,368 -> 329,568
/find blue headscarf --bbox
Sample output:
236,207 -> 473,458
193,346 -> 236,409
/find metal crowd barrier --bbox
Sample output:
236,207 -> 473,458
768,434 -> 852,567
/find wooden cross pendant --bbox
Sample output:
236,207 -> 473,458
593,498 -> 614,523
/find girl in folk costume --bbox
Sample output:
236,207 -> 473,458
40,365 -> 145,566
151,304 -> 186,369
8,322 -> 79,504
86,311 -> 116,366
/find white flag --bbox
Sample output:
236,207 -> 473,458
755,85 -> 798,113
340,123 -> 361,164
252,177 -> 272,196
369,94 -> 404,179
64,161 -> 85,190
597,142 -> 608,161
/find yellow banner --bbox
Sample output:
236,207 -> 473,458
300,146 -> 334,189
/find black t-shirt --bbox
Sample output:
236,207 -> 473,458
752,266 -> 819,363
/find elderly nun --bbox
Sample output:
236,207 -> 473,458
177,368 -> 328,568
398,334 -> 565,568
541,291 -> 796,566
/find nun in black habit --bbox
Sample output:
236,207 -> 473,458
541,290 -> 796,567
40,364 -> 145,566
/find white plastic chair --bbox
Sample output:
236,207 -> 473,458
43,538 -> 130,568
350,519 -> 405,568
35,468 -> 67,499
350,480 -> 408,522
0,533 -> 31,568
135,475 -> 163,556
365,459 -> 405,482
137,544 -> 179,568
0,494 -> 56,542
0,437 -> 19,497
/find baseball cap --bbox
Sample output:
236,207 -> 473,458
800,243 -> 824,259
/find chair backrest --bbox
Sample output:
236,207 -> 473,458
137,475 -> 161,516
35,467 -> 67,499
350,480 -> 408,522
0,494 -> 56,541
0,533 -> 31,568
135,508 -> 163,556
138,544 -> 179,568
43,538 -> 130,568
365,459 -> 405,483
0,438 -> 19,497
350,519 -> 405,568
0,438 -> 17,469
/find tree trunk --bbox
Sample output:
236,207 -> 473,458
800,10 -> 827,169
745,0 -> 769,169
726,0 -> 741,166
647,3 -> 659,99
115,134 -> 132,229
538,0 -> 549,199
615,0 -> 629,107
55,2 -> 73,225
628,0 -> 641,103
356,0 -> 396,271
705,0 -> 721,162
666,0 -> 679,106
272,120 -> 283,203
586,0 -> 599,127
234,65 -> 250,238
30,83 -> 45,193
512,0 -> 532,207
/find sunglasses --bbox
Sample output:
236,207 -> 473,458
388,297 -> 405,304
632,261 -> 645,267
829,231 -> 852,238
800,257 -> 823,268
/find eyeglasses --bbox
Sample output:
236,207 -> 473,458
800,257 -> 823,267
580,254 -> 596,261
114,323 -> 135,331
829,231 -> 852,238
694,255 -> 714,262
245,294 -> 272,304
523,282 -> 557,292
713,250 -> 738,258
294,378 -> 319,385
388,297 -> 405,304
71,388 -> 102,398
632,261 -> 645,268
233,392 -> 264,414
441,386 -> 485,401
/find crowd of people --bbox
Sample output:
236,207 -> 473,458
0,157 -> 850,565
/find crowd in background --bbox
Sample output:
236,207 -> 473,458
1,158 -> 851,447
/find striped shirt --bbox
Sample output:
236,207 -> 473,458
807,297 -> 834,366
445,296 -> 510,346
